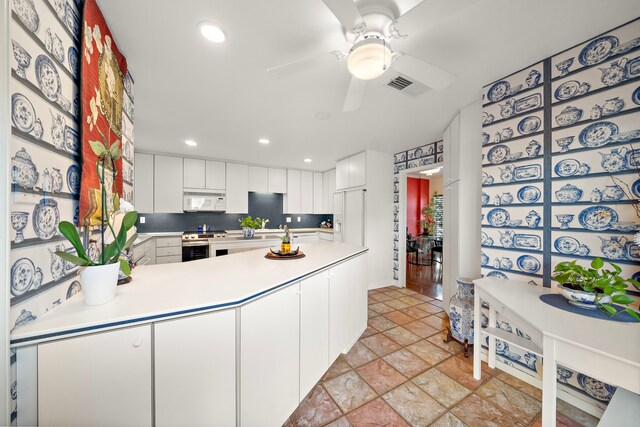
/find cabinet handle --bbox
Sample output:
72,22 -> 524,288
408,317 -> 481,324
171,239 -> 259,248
133,338 -> 143,348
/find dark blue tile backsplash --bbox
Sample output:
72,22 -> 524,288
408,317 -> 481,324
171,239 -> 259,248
135,192 -> 332,232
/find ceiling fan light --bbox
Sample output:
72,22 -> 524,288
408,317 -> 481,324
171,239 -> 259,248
347,38 -> 392,80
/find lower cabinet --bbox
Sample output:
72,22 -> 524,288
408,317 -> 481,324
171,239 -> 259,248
38,325 -> 152,427
348,254 -> 368,342
329,262 -> 350,361
300,273 -> 330,399
241,284 -> 300,426
154,310 -> 236,427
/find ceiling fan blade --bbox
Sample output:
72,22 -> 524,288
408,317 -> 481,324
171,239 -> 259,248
322,0 -> 365,32
267,51 -> 341,79
343,76 -> 366,112
393,53 -> 455,91
395,0 -> 476,37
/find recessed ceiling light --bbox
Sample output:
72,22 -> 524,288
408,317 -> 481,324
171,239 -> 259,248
420,166 -> 442,175
199,22 -> 225,43
304,158 -> 312,163
258,138 -> 270,144
185,139 -> 198,147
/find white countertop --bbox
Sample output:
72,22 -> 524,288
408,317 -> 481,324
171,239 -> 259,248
11,243 -> 366,347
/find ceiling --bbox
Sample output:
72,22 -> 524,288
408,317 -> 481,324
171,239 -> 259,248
98,0 -> 640,171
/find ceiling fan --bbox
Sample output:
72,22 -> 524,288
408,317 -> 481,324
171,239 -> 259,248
267,0 -> 469,111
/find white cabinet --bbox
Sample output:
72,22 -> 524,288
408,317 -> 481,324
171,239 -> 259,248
155,310 -> 236,427
323,169 -> 336,214
443,114 -> 460,186
329,262 -> 350,361
348,254 -> 368,343
300,171 -> 314,214
38,325 -> 152,427
134,153 -> 154,213
335,153 -> 366,191
183,158 -> 206,189
292,232 -> 320,244
313,172 -> 323,214
226,163 -> 249,213
349,152 -> 367,188
268,168 -> 287,193
336,158 -> 349,190
300,273 -> 330,399
285,169 -> 301,213
248,166 -> 268,192
154,155 -> 184,213
241,284 -> 300,427
205,160 -> 226,190
156,236 -> 182,264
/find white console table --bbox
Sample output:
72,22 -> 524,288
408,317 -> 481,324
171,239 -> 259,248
472,278 -> 640,427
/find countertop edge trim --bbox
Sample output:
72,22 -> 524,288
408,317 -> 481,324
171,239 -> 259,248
10,248 -> 369,347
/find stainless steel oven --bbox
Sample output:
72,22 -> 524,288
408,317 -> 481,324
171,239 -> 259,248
181,231 -> 227,262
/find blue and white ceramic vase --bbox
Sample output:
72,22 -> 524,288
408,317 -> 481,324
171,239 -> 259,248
446,277 -> 475,357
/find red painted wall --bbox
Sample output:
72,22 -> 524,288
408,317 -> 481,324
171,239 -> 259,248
406,178 -> 430,236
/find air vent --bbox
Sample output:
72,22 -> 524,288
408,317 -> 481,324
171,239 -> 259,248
388,76 -> 413,91
383,72 -> 429,97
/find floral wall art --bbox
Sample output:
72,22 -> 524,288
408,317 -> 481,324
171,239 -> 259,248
8,0 -> 134,422
480,17 -> 640,411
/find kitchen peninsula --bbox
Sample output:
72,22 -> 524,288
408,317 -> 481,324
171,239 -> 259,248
12,243 -> 368,427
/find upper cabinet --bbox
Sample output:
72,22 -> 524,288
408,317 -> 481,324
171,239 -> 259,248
336,152 -> 366,191
322,169 -> 336,214
268,168 -> 287,193
300,171 -> 313,214
134,153 -> 154,213
248,166 -> 268,192
249,166 -> 287,193
205,161 -> 226,191
284,169 -> 301,213
183,158 -> 226,191
154,155 -> 184,213
226,163 -> 249,213
443,114 -> 460,186
313,172 -> 323,214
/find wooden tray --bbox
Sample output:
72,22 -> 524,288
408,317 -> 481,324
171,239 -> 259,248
265,251 -> 306,260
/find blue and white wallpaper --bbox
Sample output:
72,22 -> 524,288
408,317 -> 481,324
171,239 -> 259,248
391,140 -> 444,280
8,0 -> 134,422
481,18 -> 640,410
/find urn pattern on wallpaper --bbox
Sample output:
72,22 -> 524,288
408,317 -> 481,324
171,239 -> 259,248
392,140 -> 443,280
481,18 -> 640,409
9,0 -> 134,422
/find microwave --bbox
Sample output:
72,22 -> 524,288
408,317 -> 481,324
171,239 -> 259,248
183,192 -> 226,212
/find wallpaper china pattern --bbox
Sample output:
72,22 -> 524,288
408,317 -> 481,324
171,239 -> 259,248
8,0 -> 134,422
392,140 -> 444,281
481,18 -> 640,410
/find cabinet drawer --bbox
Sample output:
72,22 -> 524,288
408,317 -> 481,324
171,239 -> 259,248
144,240 -> 156,253
132,244 -> 146,261
157,246 -> 182,257
156,255 -> 182,264
319,232 -> 333,242
156,237 -> 181,248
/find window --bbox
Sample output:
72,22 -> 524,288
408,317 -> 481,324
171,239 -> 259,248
433,194 -> 443,239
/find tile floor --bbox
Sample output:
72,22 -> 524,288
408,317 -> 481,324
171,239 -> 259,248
284,286 -> 600,427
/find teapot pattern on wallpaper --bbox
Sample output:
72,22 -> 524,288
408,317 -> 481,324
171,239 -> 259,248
481,17 -> 640,408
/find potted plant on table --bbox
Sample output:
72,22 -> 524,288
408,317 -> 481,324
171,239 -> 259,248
419,204 -> 436,236
553,257 -> 640,321
239,215 -> 262,239
55,137 -> 138,305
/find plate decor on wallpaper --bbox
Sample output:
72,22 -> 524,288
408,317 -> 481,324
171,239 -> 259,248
13,0 -> 40,32
517,116 -> 541,134
34,55 -> 62,102
632,86 -> 640,105
10,257 -> 42,297
631,178 -> 640,198
578,36 -> 619,65
486,81 -> 511,102
32,198 -> 60,240
66,164 -> 80,194
486,270 -> 508,279
517,255 -> 540,273
554,236 -> 581,254
513,234 -> 542,251
486,208 -> 510,227
514,164 -> 542,181
555,80 -> 590,101
554,159 -> 582,177
577,374 -> 616,402
11,93 -> 37,133
578,121 -> 618,147
577,206 -> 618,231
517,186 -> 541,203
486,144 -> 512,164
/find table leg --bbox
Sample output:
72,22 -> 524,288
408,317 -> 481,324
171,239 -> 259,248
542,335 -> 557,427
488,304 -> 496,369
473,290 -> 481,380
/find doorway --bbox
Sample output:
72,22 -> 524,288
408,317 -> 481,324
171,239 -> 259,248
398,164 -> 445,300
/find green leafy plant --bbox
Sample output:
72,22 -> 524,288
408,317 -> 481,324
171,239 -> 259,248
419,198 -> 437,235
239,215 -> 262,229
55,131 -> 138,275
553,258 -> 640,321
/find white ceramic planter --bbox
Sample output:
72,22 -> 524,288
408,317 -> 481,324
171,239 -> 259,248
80,263 -> 120,306
557,284 -> 612,310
